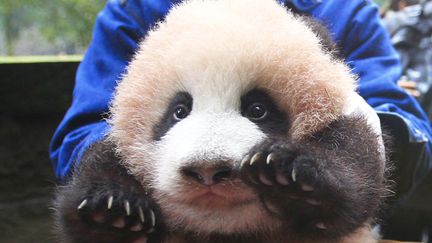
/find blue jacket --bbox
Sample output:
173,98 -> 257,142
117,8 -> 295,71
50,0 -> 432,197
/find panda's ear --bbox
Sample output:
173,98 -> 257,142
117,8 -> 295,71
300,16 -> 342,60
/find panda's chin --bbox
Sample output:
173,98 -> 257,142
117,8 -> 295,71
159,195 -> 280,234
153,180 -> 279,234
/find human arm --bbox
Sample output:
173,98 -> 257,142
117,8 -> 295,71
293,0 -> 432,199
49,0 -> 175,179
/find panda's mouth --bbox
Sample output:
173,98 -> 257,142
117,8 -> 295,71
194,186 -> 253,201
179,181 -> 258,209
156,181 -> 276,234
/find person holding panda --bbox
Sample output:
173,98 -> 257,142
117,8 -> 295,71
50,0 -> 432,241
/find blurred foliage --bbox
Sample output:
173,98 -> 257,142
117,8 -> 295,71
0,0 -> 106,55
0,0 -> 391,56
41,0 -> 107,50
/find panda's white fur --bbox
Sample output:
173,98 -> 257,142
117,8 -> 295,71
105,0 -> 385,242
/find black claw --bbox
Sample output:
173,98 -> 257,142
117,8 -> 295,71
107,195 -> 114,209
77,199 -> 88,210
250,152 -> 262,165
149,210 -> 156,227
124,200 -> 131,216
138,206 -> 145,223
291,167 -> 297,182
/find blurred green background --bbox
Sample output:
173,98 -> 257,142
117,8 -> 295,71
0,0 -> 106,56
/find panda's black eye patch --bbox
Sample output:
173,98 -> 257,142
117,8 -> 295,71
241,89 -> 289,135
152,91 -> 193,141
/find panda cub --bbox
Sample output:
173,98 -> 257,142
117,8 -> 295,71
54,0 -> 390,242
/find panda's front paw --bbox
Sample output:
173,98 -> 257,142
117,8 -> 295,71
56,182 -> 162,243
239,140 -> 340,234
77,184 -> 157,233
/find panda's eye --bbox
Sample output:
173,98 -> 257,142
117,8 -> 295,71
246,102 -> 267,120
173,104 -> 190,120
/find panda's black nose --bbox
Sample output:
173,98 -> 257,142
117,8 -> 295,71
181,166 -> 232,185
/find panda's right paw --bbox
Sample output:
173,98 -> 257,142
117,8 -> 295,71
74,183 -> 160,240
56,182 -> 164,242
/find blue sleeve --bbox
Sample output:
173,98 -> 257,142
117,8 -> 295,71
49,0 -> 174,179
294,0 -> 432,196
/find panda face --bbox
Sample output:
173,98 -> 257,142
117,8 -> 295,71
110,0 -> 358,236
149,88 -> 289,234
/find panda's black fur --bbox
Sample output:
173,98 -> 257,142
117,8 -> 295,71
54,140 -> 165,243
53,1 -> 390,242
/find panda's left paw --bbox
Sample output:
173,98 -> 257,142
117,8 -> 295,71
239,139 -> 319,195
239,140 -> 335,231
